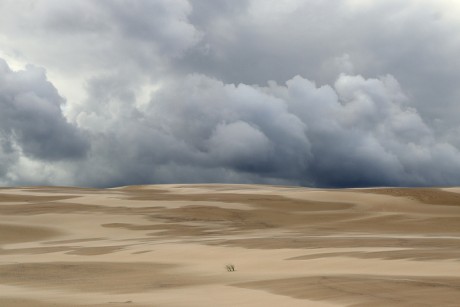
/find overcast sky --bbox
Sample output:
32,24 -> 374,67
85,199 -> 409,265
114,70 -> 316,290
1,0 -> 460,187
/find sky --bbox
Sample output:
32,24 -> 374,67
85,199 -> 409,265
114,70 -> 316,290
1,0 -> 460,188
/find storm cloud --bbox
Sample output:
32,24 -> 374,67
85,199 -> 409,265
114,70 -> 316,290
1,0 -> 460,187
0,59 -> 88,185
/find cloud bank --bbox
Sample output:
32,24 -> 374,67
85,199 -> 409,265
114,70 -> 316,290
1,0 -> 460,187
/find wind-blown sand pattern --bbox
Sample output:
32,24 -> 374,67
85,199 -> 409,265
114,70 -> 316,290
1,185 -> 460,306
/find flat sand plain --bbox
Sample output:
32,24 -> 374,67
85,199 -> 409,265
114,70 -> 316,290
1,184 -> 460,306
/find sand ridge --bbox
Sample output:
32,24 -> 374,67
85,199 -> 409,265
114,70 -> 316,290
1,184 -> 460,306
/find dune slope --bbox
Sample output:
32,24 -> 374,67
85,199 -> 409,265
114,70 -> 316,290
1,185 -> 460,306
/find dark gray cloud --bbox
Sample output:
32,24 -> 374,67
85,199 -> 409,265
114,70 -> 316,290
182,0 -> 460,127
0,59 -> 88,160
0,0 -> 201,74
0,0 -> 460,187
64,73 -> 460,188
0,59 -> 89,185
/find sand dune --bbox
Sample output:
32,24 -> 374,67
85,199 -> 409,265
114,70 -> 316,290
1,184 -> 460,306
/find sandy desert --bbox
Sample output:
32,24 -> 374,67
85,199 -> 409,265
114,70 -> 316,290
1,184 -> 460,306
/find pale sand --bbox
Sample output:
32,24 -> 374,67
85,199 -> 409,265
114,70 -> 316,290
1,185 -> 460,306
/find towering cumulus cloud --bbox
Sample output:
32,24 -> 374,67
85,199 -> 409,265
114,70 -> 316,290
1,0 -> 460,187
